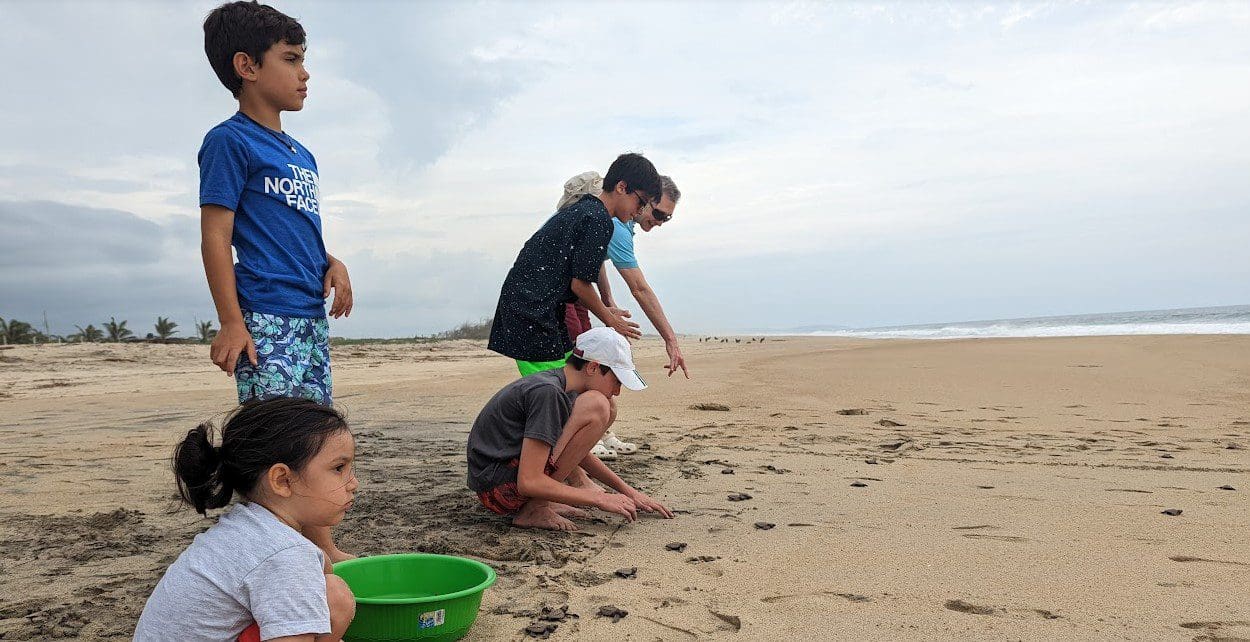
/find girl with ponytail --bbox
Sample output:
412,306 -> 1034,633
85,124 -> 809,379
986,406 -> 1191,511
134,398 -> 359,642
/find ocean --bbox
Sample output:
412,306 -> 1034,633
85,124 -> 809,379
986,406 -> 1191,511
791,305 -> 1250,340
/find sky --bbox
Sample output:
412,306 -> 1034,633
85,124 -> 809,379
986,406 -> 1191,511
1,1 -> 1248,338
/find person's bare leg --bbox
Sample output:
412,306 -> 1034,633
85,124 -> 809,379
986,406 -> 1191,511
304,526 -> 353,564
563,394 -> 612,500
512,499 -> 578,531
548,502 -> 591,519
511,392 -> 611,530
567,465 -> 604,493
550,391 -> 612,480
314,574 -> 356,642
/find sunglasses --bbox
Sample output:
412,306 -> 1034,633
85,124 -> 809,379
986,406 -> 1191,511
650,208 -> 672,223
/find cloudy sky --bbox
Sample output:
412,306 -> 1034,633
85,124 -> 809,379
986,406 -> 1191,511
1,1 -> 1248,338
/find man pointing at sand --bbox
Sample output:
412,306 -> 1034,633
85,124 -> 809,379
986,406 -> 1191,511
557,171 -> 688,457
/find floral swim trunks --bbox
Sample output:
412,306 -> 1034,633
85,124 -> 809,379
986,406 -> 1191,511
235,310 -> 332,405
476,457 -> 559,515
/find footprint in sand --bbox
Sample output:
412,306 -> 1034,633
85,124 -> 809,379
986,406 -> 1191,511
1169,555 -> 1250,567
944,599 -> 996,615
962,533 -> 1030,543
762,592 -> 870,604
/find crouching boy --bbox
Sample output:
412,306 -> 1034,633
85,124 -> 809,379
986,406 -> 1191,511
467,328 -> 674,531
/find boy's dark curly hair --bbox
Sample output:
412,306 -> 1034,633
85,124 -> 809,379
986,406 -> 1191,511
203,1 -> 305,97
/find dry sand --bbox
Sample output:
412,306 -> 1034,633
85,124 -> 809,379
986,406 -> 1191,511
0,335 -> 1247,641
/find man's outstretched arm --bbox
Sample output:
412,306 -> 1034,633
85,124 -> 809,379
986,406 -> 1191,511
617,267 -> 689,378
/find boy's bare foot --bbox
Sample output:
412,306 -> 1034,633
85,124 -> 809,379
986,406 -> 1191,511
549,503 -> 591,519
512,501 -> 579,531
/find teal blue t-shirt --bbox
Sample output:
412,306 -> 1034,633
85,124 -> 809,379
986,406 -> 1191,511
606,218 -> 638,269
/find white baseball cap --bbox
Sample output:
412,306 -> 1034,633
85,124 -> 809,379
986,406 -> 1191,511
574,327 -> 647,391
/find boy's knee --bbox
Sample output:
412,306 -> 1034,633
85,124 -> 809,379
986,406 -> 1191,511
573,391 -> 611,425
326,574 -> 356,629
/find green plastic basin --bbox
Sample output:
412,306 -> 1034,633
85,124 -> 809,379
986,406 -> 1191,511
333,553 -> 497,642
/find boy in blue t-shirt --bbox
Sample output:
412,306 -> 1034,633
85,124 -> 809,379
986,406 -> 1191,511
197,2 -> 353,561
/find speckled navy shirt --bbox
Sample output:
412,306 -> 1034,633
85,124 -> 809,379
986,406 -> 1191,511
488,195 -> 613,361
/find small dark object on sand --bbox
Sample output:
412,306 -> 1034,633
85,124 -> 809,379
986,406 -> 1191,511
1160,453 -> 1174,459
754,522 -> 776,530
945,599 -> 996,616
711,611 -> 742,631
865,458 -> 879,465
597,605 -> 629,623
1161,508 -> 1183,516
850,481 -> 868,488
665,542 -> 688,552
524,622 -> 558,638
614,567 -> 638,579
722,468 -> 735,474
691,402 -> 731,411
1227,443 -> 1245,450
763,464 -> 790,474
1217,485 -> 1236,491
687,555 -> 720,563
537,606 -> 573,622
728,492 -> 753,501
837,408 -> 868,415
877,419 -> 905,427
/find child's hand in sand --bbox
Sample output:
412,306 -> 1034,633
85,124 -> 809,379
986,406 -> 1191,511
627,490 -> 674,518
595,493 -> 638,522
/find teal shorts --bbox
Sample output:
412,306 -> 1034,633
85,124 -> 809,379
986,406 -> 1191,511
235,310 -> 332,405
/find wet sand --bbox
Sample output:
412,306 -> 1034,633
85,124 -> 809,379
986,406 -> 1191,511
0,335 -> 1247,640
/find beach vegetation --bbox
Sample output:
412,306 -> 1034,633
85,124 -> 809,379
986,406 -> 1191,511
431,317 -> 493,341
331,317 -> 494,345
104,317 -> 134,342
70,324 -> 105,342
196,320 -> 217,343
1,317 -> 38,344
154,317 -> 180,340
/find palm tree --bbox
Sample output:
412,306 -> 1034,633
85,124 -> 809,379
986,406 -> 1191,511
71,324 -> 105,342
2,318 -> 36,344
196,320 -> 217,343
104,317 -> 134,342
154,317 -> 179,340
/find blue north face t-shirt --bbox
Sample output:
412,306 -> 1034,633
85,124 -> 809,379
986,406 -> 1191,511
198,112 -> 327,318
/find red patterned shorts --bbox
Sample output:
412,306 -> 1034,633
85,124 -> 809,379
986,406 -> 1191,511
477,457 -> 558,515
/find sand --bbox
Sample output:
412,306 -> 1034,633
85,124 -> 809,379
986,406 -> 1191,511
0,335 -> 1247,640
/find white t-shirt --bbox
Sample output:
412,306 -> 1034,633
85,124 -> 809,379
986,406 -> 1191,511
133,502 -> 330,641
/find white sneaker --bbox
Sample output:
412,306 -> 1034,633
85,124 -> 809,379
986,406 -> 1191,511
601,431 -> 638,455
591,442 -> 618,460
